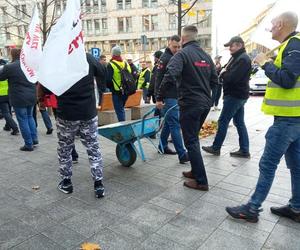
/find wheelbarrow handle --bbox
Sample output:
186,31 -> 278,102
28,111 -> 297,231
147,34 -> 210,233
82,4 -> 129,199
141,107 -> 156,138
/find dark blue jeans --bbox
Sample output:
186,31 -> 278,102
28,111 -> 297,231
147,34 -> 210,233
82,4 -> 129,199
180,106 -> 210,185
14,106 -> 38,147
160,98 -> 186,159
249,117 -> 300,211
211,84 -> 222,107
213,95 -> 249,152
40,109 -> 53,130
0,102 -> 18,131
112,94 -> 128,122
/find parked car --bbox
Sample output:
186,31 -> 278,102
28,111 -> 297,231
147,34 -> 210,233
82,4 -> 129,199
249,69 -> 269,94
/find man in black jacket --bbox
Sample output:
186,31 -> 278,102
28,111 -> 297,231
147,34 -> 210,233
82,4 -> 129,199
156,35 -> 189,163
157,26 -> 218,190
55,53 -> 106,198
202,36 -> 252,158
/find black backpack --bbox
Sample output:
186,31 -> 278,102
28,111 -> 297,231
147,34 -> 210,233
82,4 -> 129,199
110,61 -> 136,96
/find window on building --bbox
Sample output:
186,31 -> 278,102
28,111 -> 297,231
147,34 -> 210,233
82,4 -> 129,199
21,5 -> 27,18
85,0 -> 91,13
93,0 -> 99,13
117,0 -> 123,9
151,0 -> 157,7
102,18 -> 108,31
86,20 -> 92,35
101,0 -> 106,12
94,19 -> 100,34
118,17 -> 124,33
151,15 -> 158,31
5,28 -> 10,40
142,0 -> 149,8
56,3 -> 61,16
169,13 -> 176,30
125,0 -> 131,9
142,15 -> 150,31
125,17 -> 132,32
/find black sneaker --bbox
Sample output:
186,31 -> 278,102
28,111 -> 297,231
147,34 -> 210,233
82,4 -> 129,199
20,145 -> 34,152
33,141 -> 39,145
179,153 -> 190,164
11,130 -> 19,135
94,180 -> 105,198
58,179 -> 73,194
158,146 -> 177,155
230,150 -> 250,158
72,158 -> 78,164
202,146 -> 220,156
271,205 -> 300,222
226,204 -> 260,223
3,125 -> 11,131
46,128 -> 53,135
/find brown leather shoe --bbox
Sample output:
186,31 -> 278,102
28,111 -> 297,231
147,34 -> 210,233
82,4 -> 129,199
183,180 -> 209,191
182,171 -> 195,179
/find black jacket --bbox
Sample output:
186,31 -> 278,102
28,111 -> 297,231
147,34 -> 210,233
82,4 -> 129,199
155,48 -> 177,99
0,60 -> 36,107
56,53 -> 106,121
147,63 -> 158,98
220,48 -> 251,99
129,63 -> 138,81
157,41 -> 218,108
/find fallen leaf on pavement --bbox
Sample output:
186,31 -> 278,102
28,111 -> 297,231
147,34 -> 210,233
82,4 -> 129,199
32,185 -> 40,190
80,242 -> 101,250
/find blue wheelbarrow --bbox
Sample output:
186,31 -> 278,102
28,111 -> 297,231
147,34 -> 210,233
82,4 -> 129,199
98,105 -> 177,167
98,108 -> 160,167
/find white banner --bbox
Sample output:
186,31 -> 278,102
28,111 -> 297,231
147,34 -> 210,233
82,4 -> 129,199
20,6 -> 42,83
38,0 -> 88,96
251,0 -> 300,49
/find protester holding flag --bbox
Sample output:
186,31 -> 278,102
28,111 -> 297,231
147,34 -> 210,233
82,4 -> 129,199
0,49 -> 38,151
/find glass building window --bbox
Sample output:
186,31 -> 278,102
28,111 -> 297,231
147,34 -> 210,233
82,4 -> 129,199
142,15 -> 150,31
117,0 -> 123,9
125,0 -> 131,9
118,17 -> 124,32
125,17 -> 132,32
169,13 -> 176,30
101,0 -> 106,12
151,15 -> 158,31
94,19 -> 100,34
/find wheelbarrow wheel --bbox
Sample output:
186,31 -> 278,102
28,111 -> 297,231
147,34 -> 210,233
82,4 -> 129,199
116,143 -> 137,167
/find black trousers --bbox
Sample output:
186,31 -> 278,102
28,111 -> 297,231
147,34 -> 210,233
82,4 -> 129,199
180,106 -> 210,185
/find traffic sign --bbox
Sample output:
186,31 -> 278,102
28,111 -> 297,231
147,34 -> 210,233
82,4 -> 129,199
91,48 -> 101,59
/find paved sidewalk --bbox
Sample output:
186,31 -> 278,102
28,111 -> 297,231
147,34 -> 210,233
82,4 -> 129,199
1,96 -> 300,250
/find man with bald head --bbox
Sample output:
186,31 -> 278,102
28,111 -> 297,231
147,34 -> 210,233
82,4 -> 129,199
226,12 -> 300,223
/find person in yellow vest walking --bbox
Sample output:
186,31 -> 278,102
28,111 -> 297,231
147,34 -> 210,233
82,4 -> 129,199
106,46 -> 132,121
0,62 -> 19,135
137,61 -> 151,102
226,11 -> 300,223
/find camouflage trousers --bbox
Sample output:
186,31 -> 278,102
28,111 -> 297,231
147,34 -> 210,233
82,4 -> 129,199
56,116 -> 103,181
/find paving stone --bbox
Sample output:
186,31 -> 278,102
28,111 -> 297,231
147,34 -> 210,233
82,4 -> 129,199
216,181 -> 252,195
86,228 -> 139,250
40,203 -> 76,222
62,209 -> 117,237
127,204 -> 176,231
264,224 -> 300,249
42,224 -> 87,249
219,218 -> 271,244
11,234 -> 65,250
0,219 -> 37,249
139,233 -> 191,250
159,182 -> 205,205
223,173 -> 258,188
157,215 -> 216,248
19,210 -> 58,232
54,196 -> 91,214
148,197 -> 186,212
198,229 -> 263,250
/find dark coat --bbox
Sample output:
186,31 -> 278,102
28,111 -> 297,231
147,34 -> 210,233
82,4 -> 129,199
0,60 -> 36,107
220,48 -> 251,99
157,41 -> 218,108
56,53 -> 106,121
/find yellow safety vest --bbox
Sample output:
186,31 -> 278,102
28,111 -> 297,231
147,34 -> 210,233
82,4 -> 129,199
138,68 -> 150,89
109,60 -> 132,92
0,80 -> 8,96
261,34 -> 300,116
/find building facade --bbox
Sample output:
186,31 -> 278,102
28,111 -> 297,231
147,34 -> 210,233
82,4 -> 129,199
0,0 -> 213,60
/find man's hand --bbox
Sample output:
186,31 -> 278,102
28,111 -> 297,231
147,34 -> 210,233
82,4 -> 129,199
253,53 -> 270,67
156,101 -> 164,110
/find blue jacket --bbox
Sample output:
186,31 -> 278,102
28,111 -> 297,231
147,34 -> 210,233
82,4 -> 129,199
262,31 -> 300,88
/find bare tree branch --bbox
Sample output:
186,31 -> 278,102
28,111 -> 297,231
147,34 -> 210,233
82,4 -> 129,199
182,0 -> 199,18
5,0 -> 31,18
